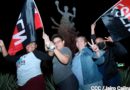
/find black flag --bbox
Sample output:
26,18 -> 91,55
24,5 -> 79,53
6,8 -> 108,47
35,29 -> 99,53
101,0 -> 130,41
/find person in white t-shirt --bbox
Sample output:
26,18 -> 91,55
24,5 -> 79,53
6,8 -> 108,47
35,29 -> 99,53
0,40 -> 53,90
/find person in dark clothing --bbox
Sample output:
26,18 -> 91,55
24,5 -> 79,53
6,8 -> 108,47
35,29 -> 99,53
0,40 -> 53,90
90,23 -> 128,87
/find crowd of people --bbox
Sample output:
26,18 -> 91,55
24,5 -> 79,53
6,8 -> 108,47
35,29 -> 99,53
0,22 -> 128,90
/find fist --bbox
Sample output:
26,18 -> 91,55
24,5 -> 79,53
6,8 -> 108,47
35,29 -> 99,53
55,0 -> 59,5
0,40 -> 4,47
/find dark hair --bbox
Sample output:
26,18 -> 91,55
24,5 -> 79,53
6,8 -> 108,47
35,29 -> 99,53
75,34 -> 87,42
24,41 -> 36,47
51,34 -> 64,41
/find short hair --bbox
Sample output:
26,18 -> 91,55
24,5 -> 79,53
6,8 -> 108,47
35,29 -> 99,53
51,34 -> 64,41
24,41 -> 36,47
75,34 -> 87,42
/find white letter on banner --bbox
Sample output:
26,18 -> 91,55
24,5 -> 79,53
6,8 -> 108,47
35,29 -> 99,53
17,19 -> 25,29
13,29 -> 27,46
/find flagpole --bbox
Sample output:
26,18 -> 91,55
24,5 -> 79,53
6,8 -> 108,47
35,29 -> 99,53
93,0 -> 122,24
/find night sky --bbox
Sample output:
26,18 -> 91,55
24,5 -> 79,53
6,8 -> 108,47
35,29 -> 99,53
0,0 -> 129,73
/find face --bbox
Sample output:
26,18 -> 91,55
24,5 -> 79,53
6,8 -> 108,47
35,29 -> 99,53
26,42 -> 37,53
95,38 -> 104,44
53,37 -> 65,50
95,38 -> 106,50
64,6 -> 68,12
76,37 -> 87,51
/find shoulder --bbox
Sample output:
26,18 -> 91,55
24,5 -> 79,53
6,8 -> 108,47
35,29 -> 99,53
61,47 -> 71,52
61,47 -> 72,55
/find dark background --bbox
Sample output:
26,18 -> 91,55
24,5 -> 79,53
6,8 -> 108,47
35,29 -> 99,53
0,0 -> 129,74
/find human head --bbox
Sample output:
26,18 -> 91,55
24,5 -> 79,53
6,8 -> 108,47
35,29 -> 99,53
51,34 -> 65,50
25,42 -> 37,53
64,6 -> 68,12
75,35 -> 87,51
95,37 -> 107,50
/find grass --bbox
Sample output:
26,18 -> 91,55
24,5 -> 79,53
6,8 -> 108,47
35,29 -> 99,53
0,73 -> 18,90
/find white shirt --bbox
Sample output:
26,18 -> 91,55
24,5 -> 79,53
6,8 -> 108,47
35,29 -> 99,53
16,52 -> 42,86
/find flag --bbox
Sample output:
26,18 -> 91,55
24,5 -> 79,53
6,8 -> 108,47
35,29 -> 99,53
101,0 -> 130,41
8,0 -> 43,55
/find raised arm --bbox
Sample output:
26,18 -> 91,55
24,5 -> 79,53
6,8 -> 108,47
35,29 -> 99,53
91,23 -> 97,41
42,33 -> 71,64
91,23 -> 96,35
55,0 -> 64,15
42,33 -> 55,56
72,7 -> 76,18
88,39 -> 105,65
88,39 -> 102,58
0,40 -> 8,57
69,7 -> 76,19
0,40 -> 18,62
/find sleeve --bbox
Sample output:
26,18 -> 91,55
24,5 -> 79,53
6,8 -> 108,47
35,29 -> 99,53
4,55 -> 20,63
61,47 -> 72,57
91,34 -> 96,42
92,50 -> 105,65
33,50 -> 53,61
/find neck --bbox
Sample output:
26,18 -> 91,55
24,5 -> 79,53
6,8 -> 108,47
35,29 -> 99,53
79,47 -> 86,52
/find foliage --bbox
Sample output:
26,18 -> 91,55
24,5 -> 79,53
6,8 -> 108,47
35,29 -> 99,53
0,73 -> 18,90
45,75 -> 56,90
119,67 -> 130,86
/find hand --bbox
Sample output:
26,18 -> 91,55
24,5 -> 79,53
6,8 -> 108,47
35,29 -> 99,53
0,40 -> 5,48
42,33 -> 51,45
104,36 -> 113,42
88,39 -> 99,52
0,40 -> 6,53
42,33 -> 50,41
72,7 -> 76,12
47,42 -> 55,51
55,0 -> 59,5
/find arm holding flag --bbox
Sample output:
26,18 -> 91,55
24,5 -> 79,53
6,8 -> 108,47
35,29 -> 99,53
42,33 -> 55,56
90,22 -> 128,62
91,23 -> 97,41
42,33 -> 71,64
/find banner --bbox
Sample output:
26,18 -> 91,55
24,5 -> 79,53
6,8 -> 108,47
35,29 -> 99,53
8,0 -> 43,55
101,0 -> 130,41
